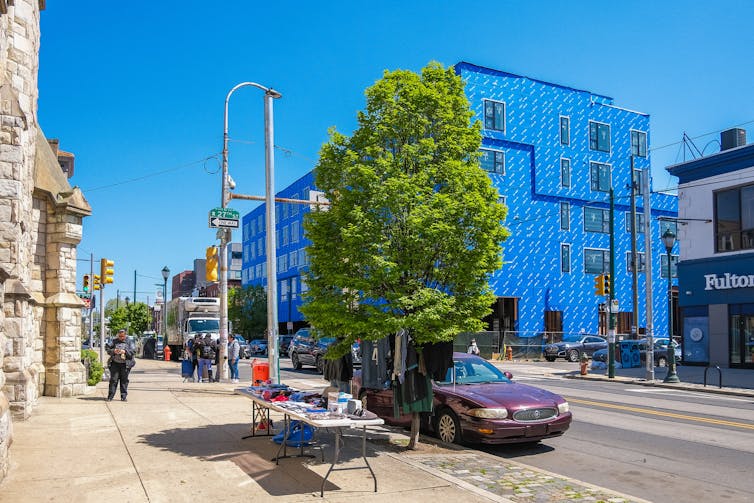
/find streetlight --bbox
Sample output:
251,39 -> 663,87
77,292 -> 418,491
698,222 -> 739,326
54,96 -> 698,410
161,266 -> 170,344
221,81 -> 281,383
661,229 -> 680,383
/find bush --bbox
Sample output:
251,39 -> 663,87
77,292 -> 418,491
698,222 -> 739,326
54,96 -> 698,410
81,349 -> 104,386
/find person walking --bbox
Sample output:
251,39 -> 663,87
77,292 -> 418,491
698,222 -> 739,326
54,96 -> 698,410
228,334 -> 240,383
106,329 -> 136,401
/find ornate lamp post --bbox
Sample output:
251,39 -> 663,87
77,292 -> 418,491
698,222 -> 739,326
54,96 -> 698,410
662,229 -> 680,383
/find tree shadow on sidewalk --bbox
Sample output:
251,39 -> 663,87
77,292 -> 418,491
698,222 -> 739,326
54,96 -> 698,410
138,422 -> 394,496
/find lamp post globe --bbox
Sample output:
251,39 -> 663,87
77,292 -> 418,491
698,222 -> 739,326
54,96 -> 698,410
662,229 -> 680,383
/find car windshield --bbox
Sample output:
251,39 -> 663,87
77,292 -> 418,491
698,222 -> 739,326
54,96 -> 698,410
436,357 -> 510,385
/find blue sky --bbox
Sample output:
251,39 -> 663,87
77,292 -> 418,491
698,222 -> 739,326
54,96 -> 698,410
38,1 -> 754,304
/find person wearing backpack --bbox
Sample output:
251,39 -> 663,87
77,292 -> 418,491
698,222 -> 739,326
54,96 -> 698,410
198,333 -> 216,382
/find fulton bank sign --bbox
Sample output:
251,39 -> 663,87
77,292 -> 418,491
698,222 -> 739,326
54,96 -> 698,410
679,255 -> 754,307
704,273 -> 754,290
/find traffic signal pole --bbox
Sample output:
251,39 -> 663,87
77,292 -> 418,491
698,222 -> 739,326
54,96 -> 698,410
608,188 -> 616,378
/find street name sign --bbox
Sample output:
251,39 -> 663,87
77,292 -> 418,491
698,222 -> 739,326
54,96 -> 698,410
210,207 -> 239,219
209,207 -> 239,229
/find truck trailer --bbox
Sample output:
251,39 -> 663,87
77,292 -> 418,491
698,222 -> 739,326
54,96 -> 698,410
166,297 -> 221,361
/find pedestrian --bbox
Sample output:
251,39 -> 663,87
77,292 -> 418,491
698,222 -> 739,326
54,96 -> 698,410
198,333 -> 216,382
106,329 -> 136,401
228,334 -> 240,383
467,338 -> 480,356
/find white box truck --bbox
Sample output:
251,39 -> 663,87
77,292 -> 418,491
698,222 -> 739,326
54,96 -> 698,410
165,297 -> 220,360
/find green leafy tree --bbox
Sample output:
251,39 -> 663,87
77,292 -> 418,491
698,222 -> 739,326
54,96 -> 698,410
108,306 -> 129,334
107,302 -> 150,335
302,62 -> 508,448
228,285 -> 267,339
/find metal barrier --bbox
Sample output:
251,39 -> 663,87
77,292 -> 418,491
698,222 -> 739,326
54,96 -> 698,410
704,365 -> 722,389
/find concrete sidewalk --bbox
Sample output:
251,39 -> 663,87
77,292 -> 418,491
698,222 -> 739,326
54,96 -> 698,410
0,359 -> 648,503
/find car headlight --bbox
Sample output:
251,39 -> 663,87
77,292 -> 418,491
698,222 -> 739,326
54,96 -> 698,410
557,402 -> 570,414
467,408 -> 508,419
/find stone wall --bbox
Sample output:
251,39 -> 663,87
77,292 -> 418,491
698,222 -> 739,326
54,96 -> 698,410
0,0 -> 91,484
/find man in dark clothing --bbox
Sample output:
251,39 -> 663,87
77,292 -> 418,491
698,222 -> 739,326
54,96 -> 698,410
106,329 -> 136,401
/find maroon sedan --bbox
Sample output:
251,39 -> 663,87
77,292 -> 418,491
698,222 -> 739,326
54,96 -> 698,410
353,352 -> 572,445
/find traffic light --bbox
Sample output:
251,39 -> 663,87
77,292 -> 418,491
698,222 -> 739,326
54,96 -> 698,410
603,274 -> 611,296
93,274 -> 101,290
594,274 -> 605,296
206,246 -> 218,282
100,258 -> 114,286
83,274 -> 90,293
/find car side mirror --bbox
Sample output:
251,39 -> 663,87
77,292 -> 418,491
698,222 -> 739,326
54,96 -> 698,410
504,371 -> 513,380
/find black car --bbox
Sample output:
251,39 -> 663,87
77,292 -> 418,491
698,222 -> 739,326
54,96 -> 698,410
544,335 -> 607,362
289,328 -> 334,373
278,335 -> 294,356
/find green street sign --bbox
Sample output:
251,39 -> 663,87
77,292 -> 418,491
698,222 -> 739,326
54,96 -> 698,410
210,207 -> 240,220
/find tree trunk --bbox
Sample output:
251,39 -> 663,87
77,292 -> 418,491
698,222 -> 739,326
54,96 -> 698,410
406,412 -> 421,450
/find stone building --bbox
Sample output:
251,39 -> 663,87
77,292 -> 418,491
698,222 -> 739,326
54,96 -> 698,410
0,0 -> 91,482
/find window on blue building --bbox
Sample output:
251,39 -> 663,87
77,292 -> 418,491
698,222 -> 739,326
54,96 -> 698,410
625,212 -> 645,233
632,169 -> 644,195
590,162 -> 611,192
589,121 -> 611,152
480,149 -> 504,174
626,251 -> 646,273
560,158 -> 571,187
584,207 -> 609,233
715,184 -> 754,252
560,116 -> 570,145
484,100 -> 505,131
631,130 -> 647,157
291,221 -> 300,243
283,225 -> 289,246
292,194 -> 299,215
560,202 -> 570,230
584,248 -> 610,274
561,244 -> 571,273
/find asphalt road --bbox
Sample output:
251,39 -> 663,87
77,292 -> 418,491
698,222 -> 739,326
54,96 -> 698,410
483,364 -> 754,502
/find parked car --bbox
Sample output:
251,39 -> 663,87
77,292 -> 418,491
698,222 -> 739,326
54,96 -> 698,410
248,338 -> 268,356
592,338 -> 682,367
544,334 -> 607,362
278,335 -> 294,356
353,352 -> 572,445
289,329 -> 335,373
234,335 -> 250,359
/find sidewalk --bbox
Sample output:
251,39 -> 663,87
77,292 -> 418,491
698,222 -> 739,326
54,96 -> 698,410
0,359 -> 650,503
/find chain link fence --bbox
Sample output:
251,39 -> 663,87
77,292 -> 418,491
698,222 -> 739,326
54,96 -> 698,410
453,331 -> 501,359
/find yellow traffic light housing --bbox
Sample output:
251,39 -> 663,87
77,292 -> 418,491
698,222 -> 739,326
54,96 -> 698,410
603,274 -> 611,296
83,274 -> 90,293
100,258 -> 114,286
206,246 -> 218,282
93,274 -> 101,290
594,274 -> 605,296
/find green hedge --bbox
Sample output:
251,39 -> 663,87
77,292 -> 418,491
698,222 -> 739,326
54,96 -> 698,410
81,349 -> 104,386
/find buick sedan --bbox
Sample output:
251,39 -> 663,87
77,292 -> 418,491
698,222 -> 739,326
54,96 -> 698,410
353,353 -> 572,445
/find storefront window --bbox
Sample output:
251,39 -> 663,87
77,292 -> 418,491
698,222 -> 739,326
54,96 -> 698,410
730,304 -> 754,367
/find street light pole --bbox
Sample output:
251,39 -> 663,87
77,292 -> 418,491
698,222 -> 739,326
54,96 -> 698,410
221,82 -> 282,383
161,266 -> 169,348
662,229 -> 680,383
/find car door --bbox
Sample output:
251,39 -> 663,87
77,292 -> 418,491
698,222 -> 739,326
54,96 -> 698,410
583,336 -> 606,356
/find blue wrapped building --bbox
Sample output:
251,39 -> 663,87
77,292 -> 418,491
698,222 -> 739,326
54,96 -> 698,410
242,62 -> 678,339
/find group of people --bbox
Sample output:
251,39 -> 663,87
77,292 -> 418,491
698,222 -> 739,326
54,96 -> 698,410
185,333 -> 241,383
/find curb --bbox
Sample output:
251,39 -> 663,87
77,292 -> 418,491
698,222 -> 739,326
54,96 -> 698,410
566,373 -> 754,398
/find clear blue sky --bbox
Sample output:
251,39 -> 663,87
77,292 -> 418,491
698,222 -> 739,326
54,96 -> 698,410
38,1 -> 754,305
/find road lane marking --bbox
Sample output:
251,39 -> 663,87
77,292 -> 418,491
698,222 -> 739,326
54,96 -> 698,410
567,397 -> 754,430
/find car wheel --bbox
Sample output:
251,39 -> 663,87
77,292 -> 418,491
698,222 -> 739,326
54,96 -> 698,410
291,353 -> 302,370
545,356 -> 556,362
316,356 -> 324,374
657,356 -> 667,367
436,409 -> 462,444
566,349 -> 580,362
